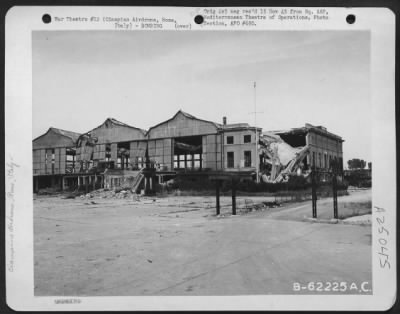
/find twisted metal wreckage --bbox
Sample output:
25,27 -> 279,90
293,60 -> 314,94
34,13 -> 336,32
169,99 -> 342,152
259,133 -> 310,183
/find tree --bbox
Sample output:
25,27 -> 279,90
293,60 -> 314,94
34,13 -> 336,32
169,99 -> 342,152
347,158 -> 366,170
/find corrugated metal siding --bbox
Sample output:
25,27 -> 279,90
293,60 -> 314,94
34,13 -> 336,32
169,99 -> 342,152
148,112 -> 218,139
91,124 -> 145,144
33,130 -> 75,149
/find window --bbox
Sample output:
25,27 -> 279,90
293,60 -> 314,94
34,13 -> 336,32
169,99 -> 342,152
179,155 -> 185,168
227,136 -> 234,144
173,154 -> 202,169
244,151 -> 251,167
318,153 -> 322,168
193,154 -> 201,169
324,153 -> 327,169
66,148 -> 76,173
227,152 -> 234,168
244,135 -> 251,143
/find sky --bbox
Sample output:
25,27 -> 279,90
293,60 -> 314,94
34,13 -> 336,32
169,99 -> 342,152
32,30 -> 371,164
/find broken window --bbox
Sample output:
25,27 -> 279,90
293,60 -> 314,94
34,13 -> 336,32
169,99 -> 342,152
227,152 -> 234,168
51,149 -> 55,174
117,142 -> 130,169
137,156 -> 145,169
227,136 -> 234,144
105,144 -> 111,161
244,150 -> 251,167
66,148 -> 76,173
244,135 -> 251,143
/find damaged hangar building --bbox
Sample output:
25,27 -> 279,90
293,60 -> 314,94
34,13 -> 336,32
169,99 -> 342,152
32,110 -> 344,192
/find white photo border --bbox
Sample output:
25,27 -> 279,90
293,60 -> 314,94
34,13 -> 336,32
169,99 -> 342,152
5,6 -> 396,311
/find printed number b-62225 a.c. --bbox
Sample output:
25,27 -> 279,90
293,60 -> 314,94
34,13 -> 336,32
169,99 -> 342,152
293,281 -> 371,293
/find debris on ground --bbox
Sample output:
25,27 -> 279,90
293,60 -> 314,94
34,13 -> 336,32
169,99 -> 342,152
262,201 -> 282,208
341,214 -> 371,225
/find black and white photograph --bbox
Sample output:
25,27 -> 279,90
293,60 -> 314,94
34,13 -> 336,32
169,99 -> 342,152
5,6 -> 396,311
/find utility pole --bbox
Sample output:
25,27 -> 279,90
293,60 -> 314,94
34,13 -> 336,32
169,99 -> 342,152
254,81 -> 259,183
249,82 -> 263,183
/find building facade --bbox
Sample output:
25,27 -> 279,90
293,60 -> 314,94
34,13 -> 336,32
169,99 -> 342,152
220,123 -> 261,171
32,112 -> 344,191
32,127 -> 80,192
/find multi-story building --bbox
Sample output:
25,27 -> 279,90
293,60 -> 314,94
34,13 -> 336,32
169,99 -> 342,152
220,122 -> 262,171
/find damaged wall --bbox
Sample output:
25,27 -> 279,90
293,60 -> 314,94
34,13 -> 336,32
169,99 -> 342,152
33,128 -> 79,176
75,118 -> 146,171
260,124 -> 343,183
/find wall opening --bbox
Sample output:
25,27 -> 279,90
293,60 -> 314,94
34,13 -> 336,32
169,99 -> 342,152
173,135 -> 203,170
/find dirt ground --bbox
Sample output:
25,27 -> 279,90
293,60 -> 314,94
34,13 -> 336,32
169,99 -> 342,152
34,189 -> 372,296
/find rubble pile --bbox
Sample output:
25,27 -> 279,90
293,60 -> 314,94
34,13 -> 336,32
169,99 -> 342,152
78,188 -> 138,199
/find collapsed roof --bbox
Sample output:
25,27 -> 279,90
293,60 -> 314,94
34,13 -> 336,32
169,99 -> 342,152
259,133 -> 310,183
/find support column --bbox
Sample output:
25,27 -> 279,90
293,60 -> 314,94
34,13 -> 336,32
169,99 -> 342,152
311,169 -> 317,218
93,175 -> 96,190
61,176 -> 65,191
34,177 -> 39,193
232,179 -> 237,215
216,180 -> 221,216
51,175 -> 56,188
85,176 -> 88,194
149,177 -> 153,190
333,174 -> 338,219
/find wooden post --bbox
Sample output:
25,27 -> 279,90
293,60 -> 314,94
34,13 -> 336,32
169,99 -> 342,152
93,175 -> 96,190
216,180 -> 221,215
232,179 -> 237,215
34,176 -> 39,193
85,176 -> 88,194
333,174 -> 338,219
311,169 -> 317,218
